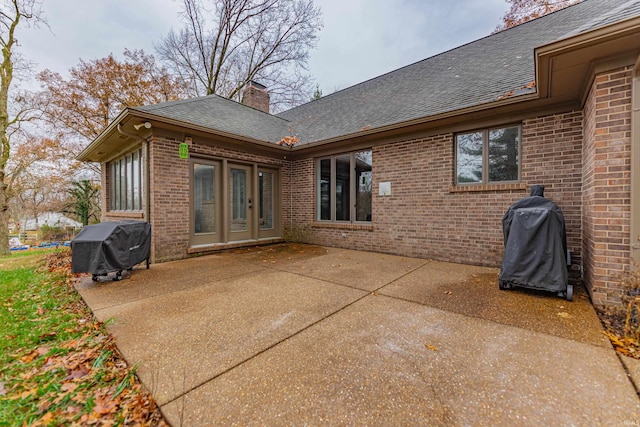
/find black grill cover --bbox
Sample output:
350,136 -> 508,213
499,189 -> 567,292
71,221 -> 151,275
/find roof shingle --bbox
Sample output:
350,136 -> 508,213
129,0 -> 640,146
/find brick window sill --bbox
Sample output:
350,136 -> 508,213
311,222 -> 373,231
449,183 -> 527,193
106,210 -> 145,219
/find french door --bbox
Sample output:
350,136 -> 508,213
229,164 -> 252,241
190,159 -> 278,246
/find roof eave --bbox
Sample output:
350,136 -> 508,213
77,109 -> 131,162
78,108 -> 289,163
294,15 -> 640,153
290,93 -> 540,152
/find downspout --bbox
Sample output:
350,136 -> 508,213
116,123 -> 151,224
286,144 -> 294,240
631,56 -> 640,266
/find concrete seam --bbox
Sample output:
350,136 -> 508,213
261,258 -> 433,294
160,289 -> 373,407
161,259 -> 434,406
615,352 -> 640,400
85,268 -> 268,312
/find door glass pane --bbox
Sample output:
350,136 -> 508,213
319,159 -> 331,220
110,162 -> 116,210
355,150 -> 372,222
489,126 -> 519,182
194,163 -> 216,234
132,150 -> 140,210
456,132 -> 483,183
259,171 -> 274,230
126,154 -> 133,210
335,154 -> 351,221
230,168 -> 247,232
119,158 -> 126,209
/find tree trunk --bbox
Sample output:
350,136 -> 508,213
0,193 -> 10,256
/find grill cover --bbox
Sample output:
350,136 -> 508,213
499,188 -> 567,292
71,221 -> 151,275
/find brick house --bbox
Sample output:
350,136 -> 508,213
79,0 -> 640,309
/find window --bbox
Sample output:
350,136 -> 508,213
455,125 -> 520,184
317,150 -> 372,222
109,148 -> 143,211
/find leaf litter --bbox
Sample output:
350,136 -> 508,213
2,249 -> 168,426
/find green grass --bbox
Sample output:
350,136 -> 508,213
0,250 -> 163,426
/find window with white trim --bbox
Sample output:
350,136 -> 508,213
455,125 -> 520,184
317,150 -> 372,222
109,148 -> 143,211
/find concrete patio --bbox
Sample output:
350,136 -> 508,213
75,244 -> 640,426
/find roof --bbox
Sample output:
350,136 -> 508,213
277,0 -> 640,144
80,0 -> 640,161
134,94 -> 290,143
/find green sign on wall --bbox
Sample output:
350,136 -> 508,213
179,142 -> 189,159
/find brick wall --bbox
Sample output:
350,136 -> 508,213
148,136 -> 287,262
582,66 -> 633,308
521,111 -> 584,275
97,68 -> 634,310
291,111 -> 584,272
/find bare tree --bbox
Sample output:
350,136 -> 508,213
156,0 -> 322,112
0,0 -> 44,255
494,0 -> 582,32
38,49 -> 190,176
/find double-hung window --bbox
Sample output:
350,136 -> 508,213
317,150 -> 372,222
109,148 -> 143,211
455,125 -> 520,185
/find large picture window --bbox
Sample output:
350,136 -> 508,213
456,125 -> 520,184
109,148 -> 143,211
317,150 -> 372,222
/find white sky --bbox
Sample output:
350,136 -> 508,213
15,0 -> 509,97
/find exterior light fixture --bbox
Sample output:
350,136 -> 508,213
133,122 -> 152,131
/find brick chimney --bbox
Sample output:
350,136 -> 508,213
241,81 -> 270,113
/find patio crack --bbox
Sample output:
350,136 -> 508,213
161,261 -> 432,408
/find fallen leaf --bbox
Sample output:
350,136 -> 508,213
425,344 -> 438,351
66,405 -> 81,414
93,396 -> 117,415
20,350 -> 39,363
21,389 -> 37,399
61,382 -> 77,392
66,364 -> 90,380
38,332 -> 56,341
557,312 -> 571,318
36,412 -> 55,424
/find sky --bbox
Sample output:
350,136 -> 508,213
15,0 -> 509,97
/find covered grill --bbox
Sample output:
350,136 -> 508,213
71,221 -> 151,281
499,186 -> 573,301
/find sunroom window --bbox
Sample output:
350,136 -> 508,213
455,125 -> 520,184
317,150 -> 372,222
109,148 -> 143,211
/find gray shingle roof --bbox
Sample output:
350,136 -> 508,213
134,94 -> 290,143
277,0 -> 639,144
130,0 -> 639,146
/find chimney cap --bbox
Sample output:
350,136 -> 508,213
247,80 -> 266,90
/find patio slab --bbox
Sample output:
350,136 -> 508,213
90,268 -> 366,405
381,261 -> 609,347
160,295 -> 638,426
74,244 -> 640,425
75,253 -> 264,311
234,244 -> 428,291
